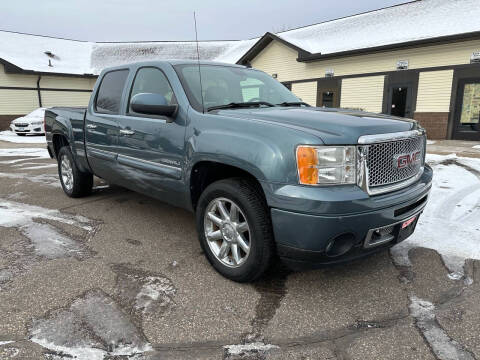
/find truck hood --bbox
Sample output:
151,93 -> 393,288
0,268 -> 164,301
213,107 -> 418,144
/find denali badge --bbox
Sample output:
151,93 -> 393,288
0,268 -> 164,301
394,151 -> 421,169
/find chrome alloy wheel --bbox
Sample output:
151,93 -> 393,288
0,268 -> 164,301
60,155 -> 74,191
204,197 -> 251,268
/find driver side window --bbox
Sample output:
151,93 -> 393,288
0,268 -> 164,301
128,67 -> 177,114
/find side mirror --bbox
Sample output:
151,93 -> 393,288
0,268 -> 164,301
130,93 -> 177,118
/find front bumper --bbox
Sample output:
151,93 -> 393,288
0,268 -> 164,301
12,123 -> 45,134
263,165 -> 433,269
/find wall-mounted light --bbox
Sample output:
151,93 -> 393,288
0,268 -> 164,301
272,73 -> 278,79
396,60 -> 409,70
471,51 -> 480,64
325,69 -> 334,77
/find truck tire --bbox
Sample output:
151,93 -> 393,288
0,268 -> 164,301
57,146 -> 93,198
196,178 -> 274,282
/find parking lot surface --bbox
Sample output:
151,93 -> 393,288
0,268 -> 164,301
0,139 -> 479,360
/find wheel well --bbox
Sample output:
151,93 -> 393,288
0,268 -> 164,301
52,134 -> 69,158
190,161 -> 265,210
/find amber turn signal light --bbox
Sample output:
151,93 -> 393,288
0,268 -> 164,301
296,146 -> 318,185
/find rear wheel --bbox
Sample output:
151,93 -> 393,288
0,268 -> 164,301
57,146 -> 93,198
196,178 -> 274,282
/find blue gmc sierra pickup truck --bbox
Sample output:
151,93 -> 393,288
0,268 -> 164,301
45,60 -> 432,282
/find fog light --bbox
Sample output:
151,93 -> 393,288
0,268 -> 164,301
325,233 -> 356,257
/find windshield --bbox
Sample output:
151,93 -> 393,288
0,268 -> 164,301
174,64 -> 300,112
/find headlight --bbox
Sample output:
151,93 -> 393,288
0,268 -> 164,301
296,145 -> 356,185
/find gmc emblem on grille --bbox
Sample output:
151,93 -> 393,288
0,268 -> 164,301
394,151 -> 421,169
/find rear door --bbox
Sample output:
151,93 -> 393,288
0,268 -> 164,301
114,65 -> 186,203
85,69 -> 129,180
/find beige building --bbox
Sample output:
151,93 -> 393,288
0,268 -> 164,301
238,0 -> 480,140
1,0 -> 479,140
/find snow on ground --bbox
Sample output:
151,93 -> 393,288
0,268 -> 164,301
473,145 -> 480,149
224,342 -> 279,357
409,296 -> 475,360
0,200 -> 92,231
391,154 -> 480,281
30,291 -> 152,360
0,131 -> 46,144
135,276 -> 176,315
427,140 -> 436,145
0,171 -> 60,188
0,148 -> 50,159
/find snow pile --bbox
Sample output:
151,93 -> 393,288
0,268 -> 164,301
0,131 -> 46,144
473,145 -> 480,150
391,154 -> 480,281
277,0 -> 480,55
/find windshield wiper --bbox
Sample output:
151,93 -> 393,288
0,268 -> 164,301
276,101 -> 311,107
207,101 -> 274,112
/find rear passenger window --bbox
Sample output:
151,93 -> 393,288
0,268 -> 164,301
95,70 -> 129,114
128,67 -> 176,113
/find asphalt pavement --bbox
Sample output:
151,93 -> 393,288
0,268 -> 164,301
0,139 -> 479,360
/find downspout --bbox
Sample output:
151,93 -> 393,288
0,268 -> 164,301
36,75 -> 43,107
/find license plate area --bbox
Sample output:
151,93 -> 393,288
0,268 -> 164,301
364,214 -> 419,248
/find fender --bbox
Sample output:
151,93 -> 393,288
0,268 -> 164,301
185,127 -> 298,187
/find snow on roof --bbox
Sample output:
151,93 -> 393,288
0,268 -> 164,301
1,0 -> 479,75
276,0 -> 480,55
90,40 -> 257,74
0,31 -> 93,75
0,29 -> 255,75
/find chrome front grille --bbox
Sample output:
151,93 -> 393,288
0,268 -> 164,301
357,130 -> 426,195
366,135 -> 425,187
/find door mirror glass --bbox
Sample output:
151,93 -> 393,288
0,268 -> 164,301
130,93 -> 177,117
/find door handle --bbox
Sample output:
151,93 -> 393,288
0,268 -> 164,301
119,129 -> 135,136
86,124 -> 97,129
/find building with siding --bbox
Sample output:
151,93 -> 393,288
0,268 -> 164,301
1,0 -> 479,140
238,0 -> 480,140
0,30 -> 254,130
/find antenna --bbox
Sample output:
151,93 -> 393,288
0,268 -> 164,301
194,12 -> 205,114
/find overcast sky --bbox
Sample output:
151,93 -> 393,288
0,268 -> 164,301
0,0 -> 409,42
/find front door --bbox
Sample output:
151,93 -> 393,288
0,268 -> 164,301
114,66 -> 186,205
452,79 -> 480,140
387,85 -> 413,118
317,79 -> 340,108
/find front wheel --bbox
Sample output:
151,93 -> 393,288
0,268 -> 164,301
196,178 -> 274,282
57,146 -> 93,198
